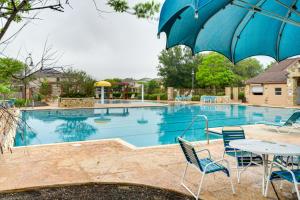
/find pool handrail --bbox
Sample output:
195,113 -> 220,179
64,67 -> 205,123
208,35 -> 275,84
179,114 -> 210,144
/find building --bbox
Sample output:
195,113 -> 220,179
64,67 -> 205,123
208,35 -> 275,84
15,68 -> 63,99
245,58 -> 300,106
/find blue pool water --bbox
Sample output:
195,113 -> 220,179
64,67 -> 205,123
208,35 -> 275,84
102,99 -> 161,104
15,105 -> 298,147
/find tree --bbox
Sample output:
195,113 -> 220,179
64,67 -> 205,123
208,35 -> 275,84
157,46 -> 202,88
105,78 -> 123,90
0,0 -> 160,44
0,58 -> 25,99
265,61 -> 277,71
146,80 -> 160,94
195,53 -> 236,88
232,58 -> 264,85
0,58 -> 25,82
39,80 -> 52,98
60,68 -> 96,97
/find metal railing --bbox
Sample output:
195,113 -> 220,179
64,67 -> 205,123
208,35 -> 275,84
180,114 -> 210,144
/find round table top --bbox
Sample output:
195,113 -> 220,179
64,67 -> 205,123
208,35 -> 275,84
229,139 -> 300,156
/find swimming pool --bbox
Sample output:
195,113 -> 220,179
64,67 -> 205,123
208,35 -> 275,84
15,105 -> 298,147
101,99 -> 160,104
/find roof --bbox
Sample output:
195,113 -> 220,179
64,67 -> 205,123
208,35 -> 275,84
246,57 -> 300,84
33,68 -> 62,78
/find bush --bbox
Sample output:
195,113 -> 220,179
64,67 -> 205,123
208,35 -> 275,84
15,99 -> 28,107
192,95 -> 200,101
32,93 -> 43,101
238,92 -> 246,102
113,92 -> 121,98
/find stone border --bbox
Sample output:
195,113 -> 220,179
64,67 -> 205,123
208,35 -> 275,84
1,109 -> 20,151
58,97 -> 95,108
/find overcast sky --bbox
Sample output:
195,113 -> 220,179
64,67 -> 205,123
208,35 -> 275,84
2,0 -> 274,80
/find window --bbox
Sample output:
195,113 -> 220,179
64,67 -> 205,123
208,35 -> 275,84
275,88 -> 282,95
251,86 -> 263,95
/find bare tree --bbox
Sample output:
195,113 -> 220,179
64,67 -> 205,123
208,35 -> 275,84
11,40 -> 65,99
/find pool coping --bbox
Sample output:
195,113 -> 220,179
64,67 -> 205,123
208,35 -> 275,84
12,136 -> 223,151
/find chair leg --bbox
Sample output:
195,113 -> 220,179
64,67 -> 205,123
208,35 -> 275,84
225,161 -> 235,194
196,173 -> 205,199
294,183 -> 300,200
181,162 -> 188,185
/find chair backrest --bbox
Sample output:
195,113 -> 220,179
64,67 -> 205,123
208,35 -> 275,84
222,127 -> 245,151
178,137 -> 203,171
284,111 -> 300,126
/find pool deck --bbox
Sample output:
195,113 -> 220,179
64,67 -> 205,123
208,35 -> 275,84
0,124 -> 299,199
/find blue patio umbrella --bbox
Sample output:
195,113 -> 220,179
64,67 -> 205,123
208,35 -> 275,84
158,0 -> 300,63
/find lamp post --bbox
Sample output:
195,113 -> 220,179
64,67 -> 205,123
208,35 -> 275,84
191,68 -> 195,94
24,53 -> 34,100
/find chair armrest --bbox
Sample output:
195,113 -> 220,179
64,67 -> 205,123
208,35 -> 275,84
196,149 -> 211,159
203,158 -> 230,171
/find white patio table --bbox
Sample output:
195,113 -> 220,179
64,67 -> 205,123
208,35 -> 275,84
229,139 -> 300,195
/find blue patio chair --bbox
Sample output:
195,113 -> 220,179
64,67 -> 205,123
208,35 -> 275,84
175,95 -> 182,101
258,111 -> 300,133
222,127 -> 262,183
265,158 -> 300,199
178,137 -> 235,199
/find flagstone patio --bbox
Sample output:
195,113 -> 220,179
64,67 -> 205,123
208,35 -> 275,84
0,125 -> 299,199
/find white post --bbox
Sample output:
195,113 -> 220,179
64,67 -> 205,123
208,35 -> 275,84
101,86 -> 104,104
141,84 -> 144,102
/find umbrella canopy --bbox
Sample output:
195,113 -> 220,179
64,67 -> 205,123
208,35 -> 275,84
94,81 -> 112,87
158,0 -> 300,63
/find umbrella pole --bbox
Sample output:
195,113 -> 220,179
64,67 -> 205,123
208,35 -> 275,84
141,84 -> 144,102
101,86 -> 104,104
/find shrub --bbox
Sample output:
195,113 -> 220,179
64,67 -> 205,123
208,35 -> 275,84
192,95 -> 200,101
15,99 -> 28,107
238,92 -> 246,102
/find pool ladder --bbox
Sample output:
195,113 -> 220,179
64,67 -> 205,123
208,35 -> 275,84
180,114 -> 210,144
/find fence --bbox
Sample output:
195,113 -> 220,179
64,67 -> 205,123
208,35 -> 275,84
174,88 -> 225,96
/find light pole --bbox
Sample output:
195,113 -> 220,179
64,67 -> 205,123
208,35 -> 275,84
24,53 -> 34,100
191,68 -> 195,94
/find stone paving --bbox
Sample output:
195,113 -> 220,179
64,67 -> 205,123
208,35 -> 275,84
0,125 -> 299,199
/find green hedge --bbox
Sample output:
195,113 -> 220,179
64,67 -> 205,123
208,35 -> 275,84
15,99 -> 30,107
191,95 -> 200,101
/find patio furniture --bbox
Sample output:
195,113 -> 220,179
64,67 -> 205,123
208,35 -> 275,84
257,111 -> 300,133
130,94 -> 135,99
178,137 -> 235,199
222,127 -> 262,183
265,159 -> 300,199
201,96 -> 217,104
230,139 -> 300,195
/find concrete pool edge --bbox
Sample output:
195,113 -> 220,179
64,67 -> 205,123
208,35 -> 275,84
11,136 -> 223,151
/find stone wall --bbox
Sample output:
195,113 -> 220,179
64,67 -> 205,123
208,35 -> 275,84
59,98 -> 95,108
0,109 -> 20,151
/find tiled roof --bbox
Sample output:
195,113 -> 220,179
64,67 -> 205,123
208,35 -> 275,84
246,57 -> 300,84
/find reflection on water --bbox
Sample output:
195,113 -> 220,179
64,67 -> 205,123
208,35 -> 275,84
15,105 -> 298,147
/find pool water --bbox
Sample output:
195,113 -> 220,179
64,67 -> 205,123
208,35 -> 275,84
102,99 -> 160,104
15,105 -> 298,147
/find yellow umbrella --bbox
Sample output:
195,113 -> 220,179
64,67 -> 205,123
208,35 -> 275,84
94,81 -> 112,104
94,81 -> 112,87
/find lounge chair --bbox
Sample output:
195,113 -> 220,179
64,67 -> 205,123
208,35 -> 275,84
178,137 -> 235,199
259,111 -> 300,133
175,95 -> 182,101
222,127 -> 262,183
265,157 -> 300,199
130,94 -> 135,99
